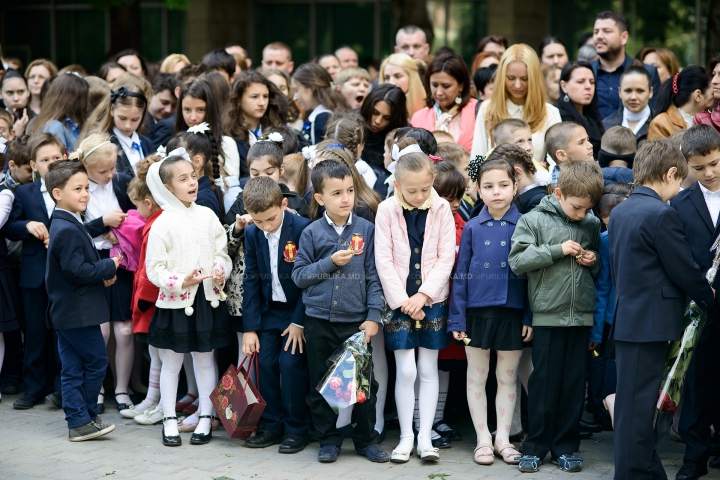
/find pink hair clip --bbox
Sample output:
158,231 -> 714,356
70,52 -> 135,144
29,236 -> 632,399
428,154 -> 443,164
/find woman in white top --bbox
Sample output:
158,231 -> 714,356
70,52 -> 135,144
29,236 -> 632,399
471,44 -> 561,163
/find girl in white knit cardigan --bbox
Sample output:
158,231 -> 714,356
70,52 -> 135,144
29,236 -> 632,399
145,150 -> 232,447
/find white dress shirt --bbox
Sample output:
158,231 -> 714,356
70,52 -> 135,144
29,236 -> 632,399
55,207 -> 83,224
113,127 -> 143,173
700,182 -> 720,226
86,180 -> 121,250
39,178 -> 55,218
265,215 -> 288,303
325,211 -> 352,235
0,189 -> 14,228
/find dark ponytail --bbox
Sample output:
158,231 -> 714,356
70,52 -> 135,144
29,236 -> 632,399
654,65 -> 710,115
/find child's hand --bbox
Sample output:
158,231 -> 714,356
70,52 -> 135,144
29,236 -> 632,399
522,325 -> 534,342
103,276 -> 117,287
181,269 -> 211,289
211,267 -> 225,286
453,331 -> 466,341
103,210 -> 128,228
26,221 -> 49,241
242,331 -> 260,356
103,231 -> 119,245
401,292 -> 429,318
331,249 -> 354,267
233,214 -> 254,234
576,250 -> 596,267
112,256 -> 120,269
44,237 -> 50,248
359,320 -> 379,342
13,109 -> 29,136
410,309 -> 426,321
281,324 -> 306,354
589,342 -> 599,350
561,240 -> 583,256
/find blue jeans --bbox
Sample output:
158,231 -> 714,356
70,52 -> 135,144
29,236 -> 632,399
56,325 -> 108,428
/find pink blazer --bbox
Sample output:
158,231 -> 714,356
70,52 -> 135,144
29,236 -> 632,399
374,189 -> 456,310
410,98 -> 478,152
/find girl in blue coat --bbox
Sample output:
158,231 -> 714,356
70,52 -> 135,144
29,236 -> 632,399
449,158 -> 533,467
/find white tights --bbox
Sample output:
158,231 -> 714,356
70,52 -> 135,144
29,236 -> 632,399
101,320 -> 134,405
466,348 -> 521,448
144,345 -> 162,405
394,348 -> 438,452
336,331 -> 388,433
159,349 -> 215,436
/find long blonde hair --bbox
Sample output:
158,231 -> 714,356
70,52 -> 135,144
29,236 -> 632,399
484,44 -> 548,134
68,132 -> 118,168
379,53 -> 426,117
160,53 -> 190,73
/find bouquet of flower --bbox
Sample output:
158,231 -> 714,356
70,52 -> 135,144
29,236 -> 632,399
316,331 -> 372,413
655,235 -> 720,428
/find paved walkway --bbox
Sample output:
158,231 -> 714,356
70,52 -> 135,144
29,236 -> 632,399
1,394 -> 719,480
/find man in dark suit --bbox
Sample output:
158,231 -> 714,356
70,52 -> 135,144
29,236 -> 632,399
610,139 -> 715,480
239,177 -> 312,453
45,160 -> 118,441
669,125 -> 720,480
148,113 -> 175,150
591,11 -> 662,118
4,133 -> 64,410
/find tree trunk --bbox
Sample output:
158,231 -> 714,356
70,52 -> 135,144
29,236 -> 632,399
391,0 -> 434,46
109,1 -> 143,56
708,0 -> 720,63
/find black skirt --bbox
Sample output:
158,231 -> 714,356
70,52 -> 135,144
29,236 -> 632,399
148,287 -> 231,353
466,306 -> 524,351
99,249 -> 134,321
229,315 -> 244,333
0,260 -> 20,333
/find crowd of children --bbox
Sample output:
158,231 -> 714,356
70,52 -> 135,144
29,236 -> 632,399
3,11 -> 720,479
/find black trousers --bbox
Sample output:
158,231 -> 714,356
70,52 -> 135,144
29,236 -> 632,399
305,316 -> 378,449
522,326 -> 589,460
614,340 -> 669,480
21,285 -> 59,398
679,309 -> 720,465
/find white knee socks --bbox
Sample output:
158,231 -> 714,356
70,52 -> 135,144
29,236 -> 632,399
395,348 -> 439,452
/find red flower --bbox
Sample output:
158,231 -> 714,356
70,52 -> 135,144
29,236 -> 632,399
222,374 -> 233,391
231,411 -> 238,423
356,391 -> 366,403
328,376 -> 344,390
335,388 -> 344,398
659,391 -> 677,415
221,396 -> 229,410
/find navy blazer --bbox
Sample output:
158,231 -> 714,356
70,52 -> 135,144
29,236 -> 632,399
609,186 -> 714,342
242,210 -> 312,331
233,137 -> 250,178
670,182 -> 720,296
148,114 -> 175,149
591,55 -> 661,117
110,134 -> 154,177
46,210 -> 116,330
83,173 -> 135,239
4,180 -> 51,289
602,107 -> 654,145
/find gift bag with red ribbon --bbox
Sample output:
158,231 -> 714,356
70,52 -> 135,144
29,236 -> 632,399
211,352 -> 265,439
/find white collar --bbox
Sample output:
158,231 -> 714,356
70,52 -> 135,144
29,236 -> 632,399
505,98 -> 524,116
308,104 -> 330,122
55,207 -> 82,224
699,182 -> 720,198
89,180 -> 113,193
113,127 -> 140,146
521,183 -> 541,194
40,177 -> 47,193
264,212 -> 285,240
325,211 -> 352,229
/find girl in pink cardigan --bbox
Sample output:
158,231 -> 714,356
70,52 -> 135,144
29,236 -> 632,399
374,139 -> 456,463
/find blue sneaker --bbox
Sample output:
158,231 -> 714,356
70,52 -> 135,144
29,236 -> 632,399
356,443 -> 390,463
518,455 -> 541,473
554,454 -> 583,472
318,444 -> 340,463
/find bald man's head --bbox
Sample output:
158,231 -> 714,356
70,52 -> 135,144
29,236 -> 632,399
262,42 -> 294,73
394,25 -> 430,60
335,46 -> 359,68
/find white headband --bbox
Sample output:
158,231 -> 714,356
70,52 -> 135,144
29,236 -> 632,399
156,145 -> 167,159
391,144 -> 423,162
75,140 -> 113,160
167,147 -> 192,162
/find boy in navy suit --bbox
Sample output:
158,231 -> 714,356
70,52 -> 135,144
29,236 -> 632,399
610,139 -> 715,480
5,133 -> 65,410
670,125 -> 720,480
46,160 -> 119,441
240,176 -> 312,453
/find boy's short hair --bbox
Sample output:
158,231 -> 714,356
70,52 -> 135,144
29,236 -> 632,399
46,160 -> 86,204
6,135 -> 31,167
152,72 -> 176,94
633,139 -> 688,186
667,129 -> 686,148
432,131 -> 455,144
557,159 -> 604,204
243,176 -> 284,214
27,133 -> 65,161
598,182 -> 634,219
433,161 -> 466,200
492,118 -> 531,146
435,142 -> 469,167
311,159 -> 352,194
600,126 -> 636,155
335,67 -> 371,86
680,124 -> 720,158
0,109 -> 13,129
545,121 -> 582,162
202,48 -> 236,78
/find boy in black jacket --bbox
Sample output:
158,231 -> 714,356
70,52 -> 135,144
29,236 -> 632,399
46,160 -> 119,442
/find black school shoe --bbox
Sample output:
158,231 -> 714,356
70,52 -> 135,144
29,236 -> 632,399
162,417 -> 182,447
1,377 -> 19,395
553,454 -> 583,472
244,429 -> 282,448
675,460 -> 708,480
190,415 -> 213,445
356,444 -> 389,463
278,434 -> 308,453
318,444 -> 340,463
46,392 -> 62,409
13,394 -> 44,410
518,455 -> 541,473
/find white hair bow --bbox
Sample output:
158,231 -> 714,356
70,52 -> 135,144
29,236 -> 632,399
167,147 -> 192,162
260,132 -> 283,143
391,143 -> 423,162
156,145 -> 167,159
187,122 -> 211,134
302,145 -> 317,162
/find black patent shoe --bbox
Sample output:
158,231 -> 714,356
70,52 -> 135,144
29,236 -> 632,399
97,392 -> 105,415
190,415 -> 213,445
162,417 -> 182,447
114,392 -> 132,411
